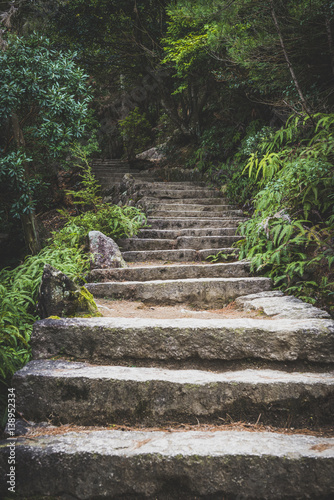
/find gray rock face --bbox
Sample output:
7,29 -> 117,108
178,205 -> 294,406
235,291 -> 331,319
136,145 -> 165,161
37,264 -> 101,319
88,230 -> 127,269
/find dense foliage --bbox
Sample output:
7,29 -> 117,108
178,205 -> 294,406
0,31 -> 94,254
0,150 -> 146,426
237,114 -> 334,313
0,151 -> 147,385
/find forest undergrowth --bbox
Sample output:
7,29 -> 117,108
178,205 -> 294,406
191,113 -> 334,316
0,156 -> 146,427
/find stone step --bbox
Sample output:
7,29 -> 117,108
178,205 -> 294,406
13,360 -> 334,427
86,277 -> 271,307
31,317 -> 334,365
145,203 -> 237,212
92,166 -> 139,171
88,262 -> 250,283
135,182 -> 210,190
176,236 -> 242,250
147,217 -> 244,229
96,175 -> 158,184
149,209 -> 243,218
94,170 -> 156,177
96,174 -> 150,182
2,429 -> 333,500
120,238 -> 176,251
141,196 -> 228,205
96,177 -> 208,187
138,188 -> 223,199
91,159 -> 130,163
119,235 -> 241,251
122,247 -> 239,262
92,167 -> 141,173
138,227 -> 238,238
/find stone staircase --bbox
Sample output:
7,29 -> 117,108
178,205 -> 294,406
1,160 -> 333,499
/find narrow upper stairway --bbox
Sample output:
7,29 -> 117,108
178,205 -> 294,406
1,159 -> 333,500
89,159 -> 272,307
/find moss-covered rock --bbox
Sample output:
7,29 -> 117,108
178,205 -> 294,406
37,264 -> 101,319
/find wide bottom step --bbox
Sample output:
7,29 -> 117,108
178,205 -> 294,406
1,429 -> 333,499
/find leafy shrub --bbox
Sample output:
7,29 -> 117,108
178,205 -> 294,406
237,113 -> 334,314
0,203 -> 146,385
0,33 -> 94,254
65,144 -> 102,212
55,204 -> 147,248
226,124 -> 273,206
0,244 -> 90,380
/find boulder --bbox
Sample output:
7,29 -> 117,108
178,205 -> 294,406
235,291 -> 331,319
136,145 -> 166,161
89,230 -> 127,269
37,264 -> 101,319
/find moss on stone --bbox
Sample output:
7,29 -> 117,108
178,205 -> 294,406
65,286 -> 102,318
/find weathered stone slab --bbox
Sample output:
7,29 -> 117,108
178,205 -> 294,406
87,262 -> 250,282
118,236 -> 241,251
138,227 -> 238,238
122,247 -> 241,262
147,217 -> 244,229
31,317 -> 334,364
36,264 -> 101,319
149,209 -> 243,218
86,277 -> 272,307
147,203 -> 235,212
138,188 -> 223,199
89,230 -> 127,269
141,196 -> 228,205
177,235 -> 241,249
119,238 -> 177,251
13,360 -> 334,426
122,248 -> 199,261
236,291 -> 331,319
1,429 -> 333,499
136,181 -> 207,189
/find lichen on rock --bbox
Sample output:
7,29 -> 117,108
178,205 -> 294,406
89,230 -> 127,270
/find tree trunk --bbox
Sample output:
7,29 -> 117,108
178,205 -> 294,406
11,112 -> 41,255
269,0 -> 311,114
325,17 -> 334,78
20,212 -> 41,255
